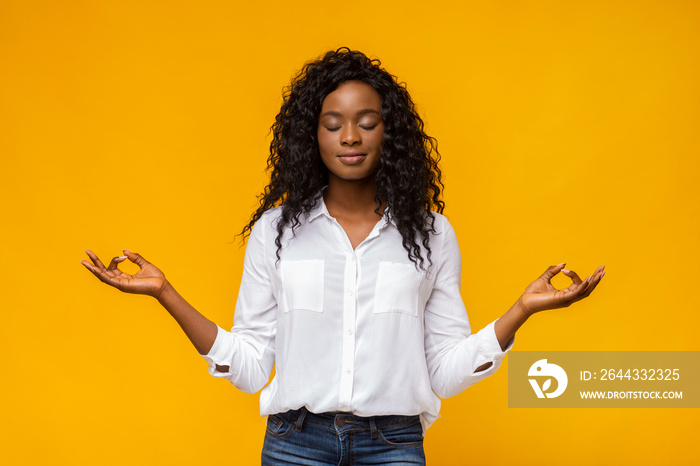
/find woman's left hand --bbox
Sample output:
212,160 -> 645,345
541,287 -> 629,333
517,263 -> 605,317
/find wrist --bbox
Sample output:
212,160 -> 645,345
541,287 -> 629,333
154,279 -> 174,302
514,297 -> 533,320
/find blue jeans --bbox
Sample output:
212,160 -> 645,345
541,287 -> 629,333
261,407 -> 426,465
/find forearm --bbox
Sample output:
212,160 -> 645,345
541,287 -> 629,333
494,299 -> 529,351
473,300 -> 528,373
155,281 -> 219,356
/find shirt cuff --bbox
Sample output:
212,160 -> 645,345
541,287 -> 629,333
202,325 -> 235,378
474,319 -> 514,371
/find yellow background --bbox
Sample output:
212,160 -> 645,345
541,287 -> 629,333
1,1 -> 698,464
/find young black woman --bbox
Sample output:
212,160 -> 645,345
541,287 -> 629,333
81,48 -> 605,465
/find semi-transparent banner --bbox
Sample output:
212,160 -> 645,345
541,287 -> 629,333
508,352 -> 700,408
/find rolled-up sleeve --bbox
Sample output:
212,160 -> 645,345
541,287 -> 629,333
203,215 -> 277,394
424,219 -> 513,399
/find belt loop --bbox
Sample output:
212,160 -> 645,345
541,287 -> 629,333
295,407 -> 308,432
370,417 -> 378,439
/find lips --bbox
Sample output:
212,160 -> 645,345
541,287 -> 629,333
338,151 -> 367,165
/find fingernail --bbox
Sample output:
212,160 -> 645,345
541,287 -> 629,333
123,250 -> 131,254
557,262 -> 565,267
116,256 -> 127,261
601,272 -> 606,278
562,268 -> 570,274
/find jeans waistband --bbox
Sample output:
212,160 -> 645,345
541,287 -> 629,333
279,407 -> 420,439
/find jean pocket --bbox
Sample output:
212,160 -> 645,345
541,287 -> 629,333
265,413 -> 296,439
374,262 -> 423,316
280,259 -> 324,313
377,419 -> 424,448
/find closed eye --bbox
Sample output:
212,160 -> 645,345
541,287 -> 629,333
360,124 -> 378,130
325,126 -> 341,132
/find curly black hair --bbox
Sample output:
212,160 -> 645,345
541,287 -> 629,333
241,47 -> 445,269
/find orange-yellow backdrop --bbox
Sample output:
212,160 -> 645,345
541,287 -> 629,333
1,1 -> 698,465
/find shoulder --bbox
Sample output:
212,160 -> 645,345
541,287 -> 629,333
427,211 -> 456,238
252,204 -> 318,239
425,211 -> 461,262
260,206 -> 284,225
249,206 -> 284,241
425,212 -> 462,271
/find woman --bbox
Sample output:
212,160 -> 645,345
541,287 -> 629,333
81,48 -> 605,465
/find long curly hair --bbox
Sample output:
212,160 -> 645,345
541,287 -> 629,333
242,47 -> 445,269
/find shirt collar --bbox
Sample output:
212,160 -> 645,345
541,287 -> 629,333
307,194 -> 331,223
306,191 -> 395,229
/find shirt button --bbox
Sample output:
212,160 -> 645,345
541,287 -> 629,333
347,329 -> 354,335
348,290 -> 354,296
345,368 -> 352,374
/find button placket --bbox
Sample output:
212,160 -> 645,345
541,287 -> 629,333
338,251 -> 358,409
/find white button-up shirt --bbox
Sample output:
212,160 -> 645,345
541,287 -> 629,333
204,197 -> 513,430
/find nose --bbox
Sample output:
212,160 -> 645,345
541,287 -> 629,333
341,125 -> 361,145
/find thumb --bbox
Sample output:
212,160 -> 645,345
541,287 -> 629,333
540,263 -> 566,282
123,250 -> 149,268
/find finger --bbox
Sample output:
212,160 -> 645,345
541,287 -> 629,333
81,260 -> 111,285
82,261 -> 128,291
80,260 -> 98,276
569,264 -> 604,290
540,263 -> 566,282
579,266 -> 604,291
580,268 -> 605,299
123,250 -> 150,269
84,249 -> 107,271
107,255 -> 128,270
561,268 -> 583,285
80,260 -> 102,277
566,268 -> 605,304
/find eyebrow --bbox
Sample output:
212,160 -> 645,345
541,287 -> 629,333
320,109 -> 381,118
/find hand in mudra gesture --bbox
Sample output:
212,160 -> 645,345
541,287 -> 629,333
518,263 -> 605,316
81,249 -> 168,298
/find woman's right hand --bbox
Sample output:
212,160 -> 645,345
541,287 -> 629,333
81,249 -> 168,298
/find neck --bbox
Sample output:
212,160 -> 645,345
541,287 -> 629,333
324,175 -> 382,218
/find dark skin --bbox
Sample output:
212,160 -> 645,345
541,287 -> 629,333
81,80 -> 605,374
324,177 -> 382,250
318,81 -> 386,249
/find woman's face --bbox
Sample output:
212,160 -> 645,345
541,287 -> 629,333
317,81 -> 384,183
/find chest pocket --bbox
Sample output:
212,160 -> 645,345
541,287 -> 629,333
374,262 -> 424,317
280,259 -> 325,313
